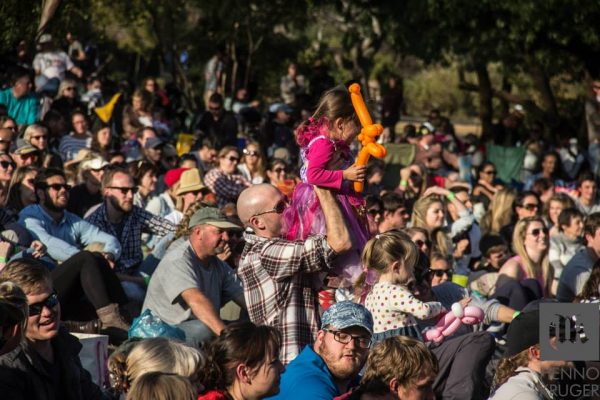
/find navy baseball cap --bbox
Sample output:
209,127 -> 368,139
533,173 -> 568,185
321,301 -> 373,335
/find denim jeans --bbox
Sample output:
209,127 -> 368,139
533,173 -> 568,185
176,319 -> 215,348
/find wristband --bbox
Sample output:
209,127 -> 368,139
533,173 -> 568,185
512,311 -> 521,320
446,191 -> 455,201
400,179 -> 408,187
0,256 -> 6,263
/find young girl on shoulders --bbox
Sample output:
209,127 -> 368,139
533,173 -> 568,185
363,230 -> 447,343
283,85 -> 369,298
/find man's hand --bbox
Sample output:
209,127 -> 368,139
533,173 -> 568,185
30,240 -> 46,258
101,252 -> 116,269
342,164 -> 366,182
217,243 -> 232,262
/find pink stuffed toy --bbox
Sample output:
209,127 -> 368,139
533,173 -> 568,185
422,302 -> 484,343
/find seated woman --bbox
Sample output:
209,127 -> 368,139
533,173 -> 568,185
495,217 -> 553,310
472,161 -> 503,210
199,322 -> 284,400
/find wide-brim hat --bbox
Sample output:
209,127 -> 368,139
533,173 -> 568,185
176,168 -> 206,196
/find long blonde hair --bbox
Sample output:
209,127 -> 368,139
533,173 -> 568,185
242,141 -> 267,179
512,217 -> 552,291
411,195 -> 448,256
480,188 -> 516,235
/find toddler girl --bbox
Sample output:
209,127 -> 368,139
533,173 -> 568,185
283,85 -> 369,295
363,230 -> 446,343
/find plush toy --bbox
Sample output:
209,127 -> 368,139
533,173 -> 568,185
422,302 -> 484,343
348,83 -> 387,193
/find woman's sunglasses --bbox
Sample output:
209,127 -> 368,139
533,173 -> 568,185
529,227 -> 549,237
0,160 -> 15,169
367,208 -> 382,216
243,149 -> 259,157
428,268 -> 453,278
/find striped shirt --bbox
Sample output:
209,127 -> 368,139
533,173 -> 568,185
237,231 -> 335,364
59,132 -> 91,162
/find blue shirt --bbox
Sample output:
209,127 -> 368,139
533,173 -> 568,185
19,204 -> 121,262
0,88 -> 39,125
269,345 -> 339,400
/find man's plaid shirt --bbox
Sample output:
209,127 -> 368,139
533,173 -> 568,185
86,203 -> 175,271
237,231 -> 335,365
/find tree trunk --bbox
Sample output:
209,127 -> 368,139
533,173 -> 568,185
474,61 -> 493,139
527,55 -> 559,128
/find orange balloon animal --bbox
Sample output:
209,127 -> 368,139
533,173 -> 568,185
348,83 -> 387,193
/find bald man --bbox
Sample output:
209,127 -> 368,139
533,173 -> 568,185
237,184 -> 351,364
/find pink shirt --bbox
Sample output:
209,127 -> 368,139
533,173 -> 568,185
304,137 -> 346,189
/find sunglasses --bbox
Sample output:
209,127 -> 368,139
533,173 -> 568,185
529,227 -> 549,237
521,203 -> 539,211
0,160 -> 15,169
0,138 -> 12,144
273,167 -> 286,174
46,183 -> 71,191
253,199 -> 287,217
367,208 -> 382,216
29,291 -> 59,316
428,268 -> 453,278
108,186 -> 138,195
243,149 -> 259,156
31,135 -> 47,140
226,156 -> 240,162
415,239 -> 431,249
482,170 -> 496,175
64,87 -> 76,91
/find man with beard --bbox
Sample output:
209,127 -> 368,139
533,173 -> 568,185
142,206 -> 246,347
19,168 -> 131,336
0,259 -> 103,399
271,301 -> 373,400
86,166 -> 175,303
236,184 -> 351,365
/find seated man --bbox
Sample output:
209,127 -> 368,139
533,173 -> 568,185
86,166 -> 175,302
19,168 -> 129,334
237,184 -> 351,364
142,206 -> 245,347
339,336 -> 438,400
0,259 -> 103,399
271,301 -> 373,400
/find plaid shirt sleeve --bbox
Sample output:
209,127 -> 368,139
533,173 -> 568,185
259,235 -> 335,280
137,208 -> 176,236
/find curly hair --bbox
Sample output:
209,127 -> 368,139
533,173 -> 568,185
492,347 -> 531,392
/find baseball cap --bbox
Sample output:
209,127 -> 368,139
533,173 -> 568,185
144,137 -> 164,149
321,301 -> 373,335
38,34 -> 53,44
13,141 -> 39,156
505,310 -> 540,357
188,207 -> 242,230
164,167 -> 189,189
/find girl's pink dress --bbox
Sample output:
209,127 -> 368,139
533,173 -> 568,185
283,119 -> 369,288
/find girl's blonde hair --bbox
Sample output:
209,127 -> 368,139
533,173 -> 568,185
127,372 -> 196,400
512,217 -> 552,292
108,337 -> 205,394
481,188 -> 516,235
411,195 -> 448,256
361,230 -> 419,283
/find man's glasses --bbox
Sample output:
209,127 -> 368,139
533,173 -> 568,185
46,183 -> 71,191
243,149 -> 259,157
29,291 -> 59,316
253,199 -> 287,217
323,329 -> 372,349
108,186 -> 138,195
529,227 -> 548,237
521,203 -> 539,211
0,160 -> 15,169
428,268 -> 453,278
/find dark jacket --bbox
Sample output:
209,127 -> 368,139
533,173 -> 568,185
0,326 -> 104,400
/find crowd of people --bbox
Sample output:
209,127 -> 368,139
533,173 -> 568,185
1,32 -> 600,399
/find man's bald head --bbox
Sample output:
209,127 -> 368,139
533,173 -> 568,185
237,184 -> 281,225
